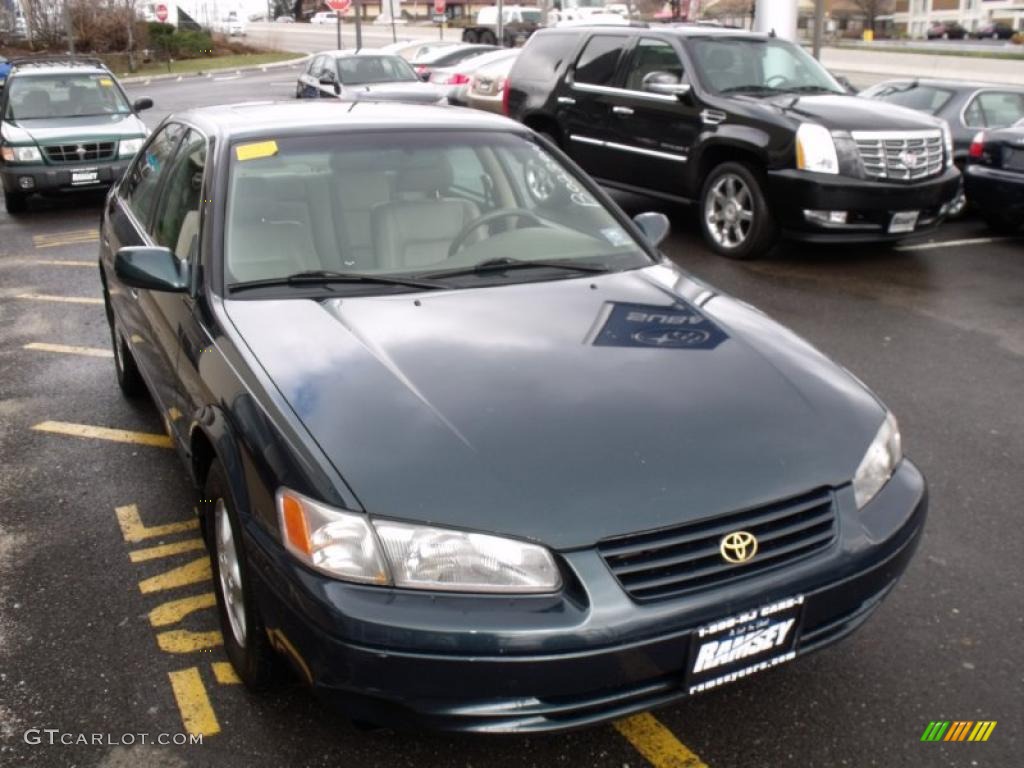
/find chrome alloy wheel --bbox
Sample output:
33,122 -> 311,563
215,499 -> 247,647
705,173 -> 754,249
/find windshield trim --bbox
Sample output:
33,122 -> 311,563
4,72 -> 133,121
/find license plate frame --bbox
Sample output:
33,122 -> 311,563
686,595 -> 804,695
888,210 -> 919,234
71,169 -> 100,186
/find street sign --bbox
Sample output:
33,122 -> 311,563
327,0 -> 352,12
434,0 -> 447,15
155,3 -> 168,23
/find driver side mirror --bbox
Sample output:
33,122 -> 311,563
642,71 -> 691,99
633,212 -> 671,248
133,97 -> 153,112
114,246 -> 189,293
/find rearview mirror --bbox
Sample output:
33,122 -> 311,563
633,212 -> 671,248
114,246 -> 189,293
133,97 -> 153,112
642,72 -> 691,99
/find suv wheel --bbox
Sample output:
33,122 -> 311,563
699,162 -> 776,260
480,30 -> 497,45
4,191 -> 28,214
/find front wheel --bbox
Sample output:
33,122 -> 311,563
479,30 -> 497,45
698,162 -> 777,260
4,191 -> 27,214
106,300 -> 146,398
981,211 -> 1022,235
462,29 -> 478,43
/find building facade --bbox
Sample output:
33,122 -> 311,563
891,0 -> 1024,37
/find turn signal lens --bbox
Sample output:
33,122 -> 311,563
280,494 -> 311,555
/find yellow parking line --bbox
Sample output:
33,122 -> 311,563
149,593 -> 217,628
23,342 -> 112,358
614,713 -> 707,768
115,504 -> 199,543
167,667 -> 221,736
129,537 -> 206,563
32,420 -> 173,448
211,662 -> 241,685
33,229 -> 99,248
138,557 -> 211,594
157,629 -> 223,653
16,293 -> 103,305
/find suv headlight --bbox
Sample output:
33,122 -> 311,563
1,145 -> 42,163
119,138 -> 145,158
940,120 -> 954,169
852,412 -> 902,509
796,123 -> 839,175
277,489 -> 562,593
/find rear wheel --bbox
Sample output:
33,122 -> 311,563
462,29 -> 478,43
699,162 -> 777,260
480,30 -> 497,45
4,191 -> 27,214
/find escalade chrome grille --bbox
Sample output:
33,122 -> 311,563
598,488 -> 837,602
851,130 -> 943,181
43,141 -> 116,163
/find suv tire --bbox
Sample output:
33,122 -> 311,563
480,30 -> 497,45
699,162 -> 777,260
4,191 -> 27,214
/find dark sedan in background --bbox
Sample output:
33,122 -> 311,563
98,100 -> 925,732
964,122 -> 1024,233
295,50 -> 444,104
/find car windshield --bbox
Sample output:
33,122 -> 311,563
339,55 -> 418,85
4,72 -> 131,119
224,131 -> 652,290
690,38 -> 843,96
864,82 -> 954,115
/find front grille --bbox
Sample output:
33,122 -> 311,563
43,141 -> 116,163
852,130 -> 944,181
598,488 -> 837,602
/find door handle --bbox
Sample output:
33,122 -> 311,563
612,106 -> 634,116
557,96 -> 576,105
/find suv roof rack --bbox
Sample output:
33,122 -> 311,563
9,55 -> 107,69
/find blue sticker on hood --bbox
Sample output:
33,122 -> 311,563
592,302 -> 728,350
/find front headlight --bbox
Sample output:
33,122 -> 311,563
852,412 -> 902,509
1,145 -> 42,163
277,489 -> 562,593
796,123 -> 839,175
119,138 -> 145,158
940,120 -> 954,169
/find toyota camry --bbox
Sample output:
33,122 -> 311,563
99,101 -> 926,732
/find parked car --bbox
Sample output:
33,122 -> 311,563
310,11 -> 339,25
506,26 -> 960,259
860,80 -> 1024,215
378,39 -> 460,62
964,123 -> 1024,232
466,53 -> 520,114
462,4 -> 545,47
926,22 -> 967,40
410,44 -> 500,82
275,15 -> 295,23
296,50 -> 445,104
0,56 -> 152,214
971,21 -> 1014,40
429,48 -> 519,106
100,99 -> 925,731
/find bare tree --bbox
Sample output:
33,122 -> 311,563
848,0 -> 893,35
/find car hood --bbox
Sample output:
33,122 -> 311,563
1,113 -> 147,144
225,265 -> 885,550
752,93 -> 943,132
342,82 -> 444,104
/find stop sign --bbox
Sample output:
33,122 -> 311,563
327,0 -> 352,12
434,0 -> 446,14
154,3 -> 168,23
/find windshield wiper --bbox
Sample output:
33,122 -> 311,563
719,85 -> 784,95
782,85 -> 842,94
420,257 -> 611,280
228,269 -> 447,293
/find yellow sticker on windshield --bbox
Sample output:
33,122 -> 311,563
235,140 -> 278,161
99,77 -> 114,87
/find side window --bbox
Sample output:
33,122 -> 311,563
624,38 -> 685,92
964,92 -> 1024,128
123,122 -> 185,227
447,148 -> 488,204
152,130 -> 207,260
573,35 -> 626,87
515,33 -> 574,82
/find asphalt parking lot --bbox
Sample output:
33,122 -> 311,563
0,65 -> 1021,768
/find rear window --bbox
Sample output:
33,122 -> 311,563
574,36 -> 627,87
963,91 -> 1024,129
866,83 -> 954,115
512,32 -> 577,82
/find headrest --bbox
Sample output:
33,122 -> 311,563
396,153 -> 453,195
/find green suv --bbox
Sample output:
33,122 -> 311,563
0,56 -> 152,214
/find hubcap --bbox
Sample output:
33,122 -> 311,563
215,500 -> 247,647
705,173 -> 754,249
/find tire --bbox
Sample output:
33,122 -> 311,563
480,30 -> 497,45
462,29 -> 478,43
205,459 -> 280,691
106,298 -> 146,398
4,191 -> 27,214
698,162 -> 777,260
981,211 -> 1022,235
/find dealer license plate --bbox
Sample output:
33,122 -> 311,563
71,170 -> 99,186
686,595 -> 804,695
888,211 -> 919,234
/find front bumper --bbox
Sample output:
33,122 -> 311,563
1,158 -> 131,196
963,164 -> 1024,215
767,167 -> 961,243
248,461 -> 927,732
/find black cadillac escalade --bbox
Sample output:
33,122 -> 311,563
505,25 -> 961,259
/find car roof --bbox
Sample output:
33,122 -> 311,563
8,57 -> 110,77
176,100 -> 523,141
870,79 -> 1024,93
538,23 -> 770,40
318,49 -> 404,58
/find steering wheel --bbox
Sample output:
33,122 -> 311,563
766,74 -> 794,88
447,208 -> 547,258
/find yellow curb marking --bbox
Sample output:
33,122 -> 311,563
23,342 -> 112,358
33,421 -> 173,448
157,629 -> 223,654
115,504 -> 199,543
129,537 -> 206,563
149,593 -> 217,628
138,557 -> 211,594
614,713 -> 707,768
167,668 -> 220,736
211,662 -> 241,685
16,293 -> 103,305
